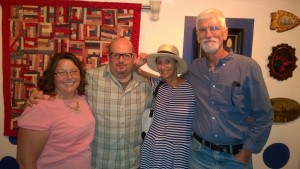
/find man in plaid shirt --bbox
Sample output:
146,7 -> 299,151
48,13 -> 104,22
87,38 -> 151,169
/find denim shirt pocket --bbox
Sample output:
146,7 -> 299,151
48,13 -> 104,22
231,86 -> 243,107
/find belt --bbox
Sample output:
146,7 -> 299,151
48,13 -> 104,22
193,133 -> 243,155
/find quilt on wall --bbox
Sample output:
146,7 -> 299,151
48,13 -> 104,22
1,0 -> 141,136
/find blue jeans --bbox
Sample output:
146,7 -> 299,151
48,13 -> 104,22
188,137 -> 253,169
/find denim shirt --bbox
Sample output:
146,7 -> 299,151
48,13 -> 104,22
182,50 -> 274,153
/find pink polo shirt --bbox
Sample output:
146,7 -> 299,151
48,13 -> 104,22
18,95 -> 95,169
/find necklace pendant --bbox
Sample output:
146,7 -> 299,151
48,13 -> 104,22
65,100 -> 81,113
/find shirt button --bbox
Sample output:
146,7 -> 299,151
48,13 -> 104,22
212,101 -> 214,104
212,117 -> 215,120
212,85 -> 215,88
223,63 -> 226,66
214,134 -> 218,138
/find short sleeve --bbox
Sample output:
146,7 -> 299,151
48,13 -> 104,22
18,104 -> 50,131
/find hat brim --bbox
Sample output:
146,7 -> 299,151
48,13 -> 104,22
147,53 -> 188,74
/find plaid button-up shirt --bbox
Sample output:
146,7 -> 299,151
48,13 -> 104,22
86,64 -> 151,169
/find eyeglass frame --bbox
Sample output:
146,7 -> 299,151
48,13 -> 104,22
197,26 -> 225,34
54,69 -> 80,78
109,53 -> 135,60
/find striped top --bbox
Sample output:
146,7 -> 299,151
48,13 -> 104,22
140,77 -> 195,169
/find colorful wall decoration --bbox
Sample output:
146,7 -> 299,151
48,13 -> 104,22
267,43 -> 297,81
1,0 -> 141,136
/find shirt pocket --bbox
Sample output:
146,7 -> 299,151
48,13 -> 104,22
231,86 -> 243,106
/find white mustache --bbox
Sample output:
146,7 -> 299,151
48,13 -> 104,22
202,38 -> 217,43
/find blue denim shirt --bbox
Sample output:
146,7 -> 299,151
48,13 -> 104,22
182,50 -> 274,153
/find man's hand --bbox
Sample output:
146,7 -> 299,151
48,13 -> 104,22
235,148 -> 252,164
26,89 -> 44,106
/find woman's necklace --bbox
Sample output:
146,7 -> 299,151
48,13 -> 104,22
63,97 -> 81,113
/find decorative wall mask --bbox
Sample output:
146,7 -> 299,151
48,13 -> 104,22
267,43 -> 297,81
270,10 -> 300,32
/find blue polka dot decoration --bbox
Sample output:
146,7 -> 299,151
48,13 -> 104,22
263,143 -> 290,169
9,136 -> 18,145
0,156 -> 19,169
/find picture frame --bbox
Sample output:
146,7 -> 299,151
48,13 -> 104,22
226,28 -> 244,55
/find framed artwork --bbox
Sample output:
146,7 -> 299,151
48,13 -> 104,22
267,43 -> 297,81
226,28 -> 244,55
183,17 -> 254,64
1,0 -> 142,136
193,27 -> 244,59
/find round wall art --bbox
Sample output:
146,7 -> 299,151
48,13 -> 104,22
267,43 -> 297,81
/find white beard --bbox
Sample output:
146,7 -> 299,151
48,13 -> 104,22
201,38 -> 220,55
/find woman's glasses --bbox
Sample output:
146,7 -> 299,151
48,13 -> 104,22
54,69 -> 80,77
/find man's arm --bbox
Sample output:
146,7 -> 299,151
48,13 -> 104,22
245,63 -> 273,151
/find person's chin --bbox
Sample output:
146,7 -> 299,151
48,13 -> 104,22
202,46 -> 218,54
116,69 -> 128,74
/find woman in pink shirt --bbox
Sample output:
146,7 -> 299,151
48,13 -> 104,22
17,52 -> 95,169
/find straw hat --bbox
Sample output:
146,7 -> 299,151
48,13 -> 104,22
147,44 -> 188,74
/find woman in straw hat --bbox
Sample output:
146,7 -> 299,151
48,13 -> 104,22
139,44 -> 195,169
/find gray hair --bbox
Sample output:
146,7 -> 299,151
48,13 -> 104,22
196,8 -> 227,29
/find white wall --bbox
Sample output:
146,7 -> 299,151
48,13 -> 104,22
1,0 -> 300,168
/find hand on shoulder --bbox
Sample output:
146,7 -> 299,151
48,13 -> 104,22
26,89 -> 45,106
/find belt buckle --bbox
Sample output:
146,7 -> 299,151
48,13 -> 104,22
211,143 -> 223,152
210,143 -> 218,150
210,143 -> 231,154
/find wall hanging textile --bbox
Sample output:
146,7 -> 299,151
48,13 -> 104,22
1,0 -> 141,136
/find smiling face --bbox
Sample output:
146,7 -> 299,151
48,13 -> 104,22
196,16 -> 228,55
108,38 -> 136,82
54,59 -> 81,99
156,56 -> 178,80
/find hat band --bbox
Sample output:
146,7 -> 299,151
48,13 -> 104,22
158,50 -> 177,55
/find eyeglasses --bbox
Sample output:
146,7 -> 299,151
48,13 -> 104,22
197,26 -> 224,34
54,69 -> 80,77
109,53 -> 134,60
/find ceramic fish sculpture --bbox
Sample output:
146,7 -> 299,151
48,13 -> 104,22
270,10 -> 300,32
